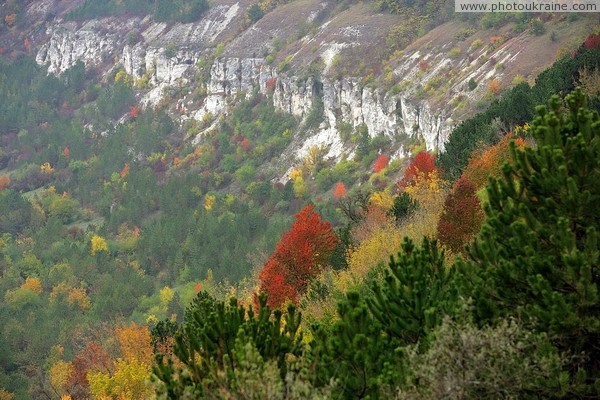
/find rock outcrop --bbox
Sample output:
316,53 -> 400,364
30,0 -> 589,168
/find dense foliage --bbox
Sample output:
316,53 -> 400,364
436,177 -> 484,254
0,54 -> 312,398
0,12 -> 599,398
153,292 -> 305,398
461,89 -> 600,392
153,88 -> 599,399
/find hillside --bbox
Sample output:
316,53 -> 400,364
0,0 -> 599,398
3,0 -> 596,160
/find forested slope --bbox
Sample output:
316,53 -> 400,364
0,0 -> 599,398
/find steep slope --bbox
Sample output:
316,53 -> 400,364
4,0 -> 595,172
0,2 -> 599,398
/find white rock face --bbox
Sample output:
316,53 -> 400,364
271,75 -> 448,156
36,21 -> 119,74
26,0 -> 54,19
36,0 -> 242,78
273,76 -> 316,118
191,2 -> 241,43
31,0 -> 567,178
398,96 -> 450,152
34,7 -> 455,168
121,44 -> 147,78
189,57 -> 269,120
192,56 -> 450,159
207,57 -> 264,96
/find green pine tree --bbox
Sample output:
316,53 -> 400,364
153,292 -> 303,398
308,240 -> 457,399
389,192 -> 418,222
309,292 -> 398,399
368,237 -> 458,346
461,88 -> 600,392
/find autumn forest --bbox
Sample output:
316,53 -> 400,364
1,1 -> 600,399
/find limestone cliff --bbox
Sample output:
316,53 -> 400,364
17,0 -> 596,171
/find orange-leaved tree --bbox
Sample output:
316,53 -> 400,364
333,181 -> 347,199
487,78 -> 501,95
0,175 -> 9,190
129,105 -> 139,119
120,163 -> 130,179
462,133 -> 526,190
259,204 -> 338,308
48,338 -> 113,399
372,154 -> 390,173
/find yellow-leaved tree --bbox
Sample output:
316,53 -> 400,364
336,168 -> 447,298
369,189 -> 394,209
203,194 -> 216,211
67,288 -> 91,311
159,286 -> 174,310
0,389 -> 14,400
401,169 -> 448,241
49,360 -> 75,397
342,220 -> 403,291
90,235 -> 109,256
88,323 -> 154,400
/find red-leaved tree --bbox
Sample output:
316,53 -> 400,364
398,151 -> 437,188
436,177 -> 484,254
129,105 -> 139,119
240,137 -> 251,152
259,204 -> 338,308
372,154 -> 390,173
584,33 -> 600,50
64,341 -> 111,398
120,163 -> 130,179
